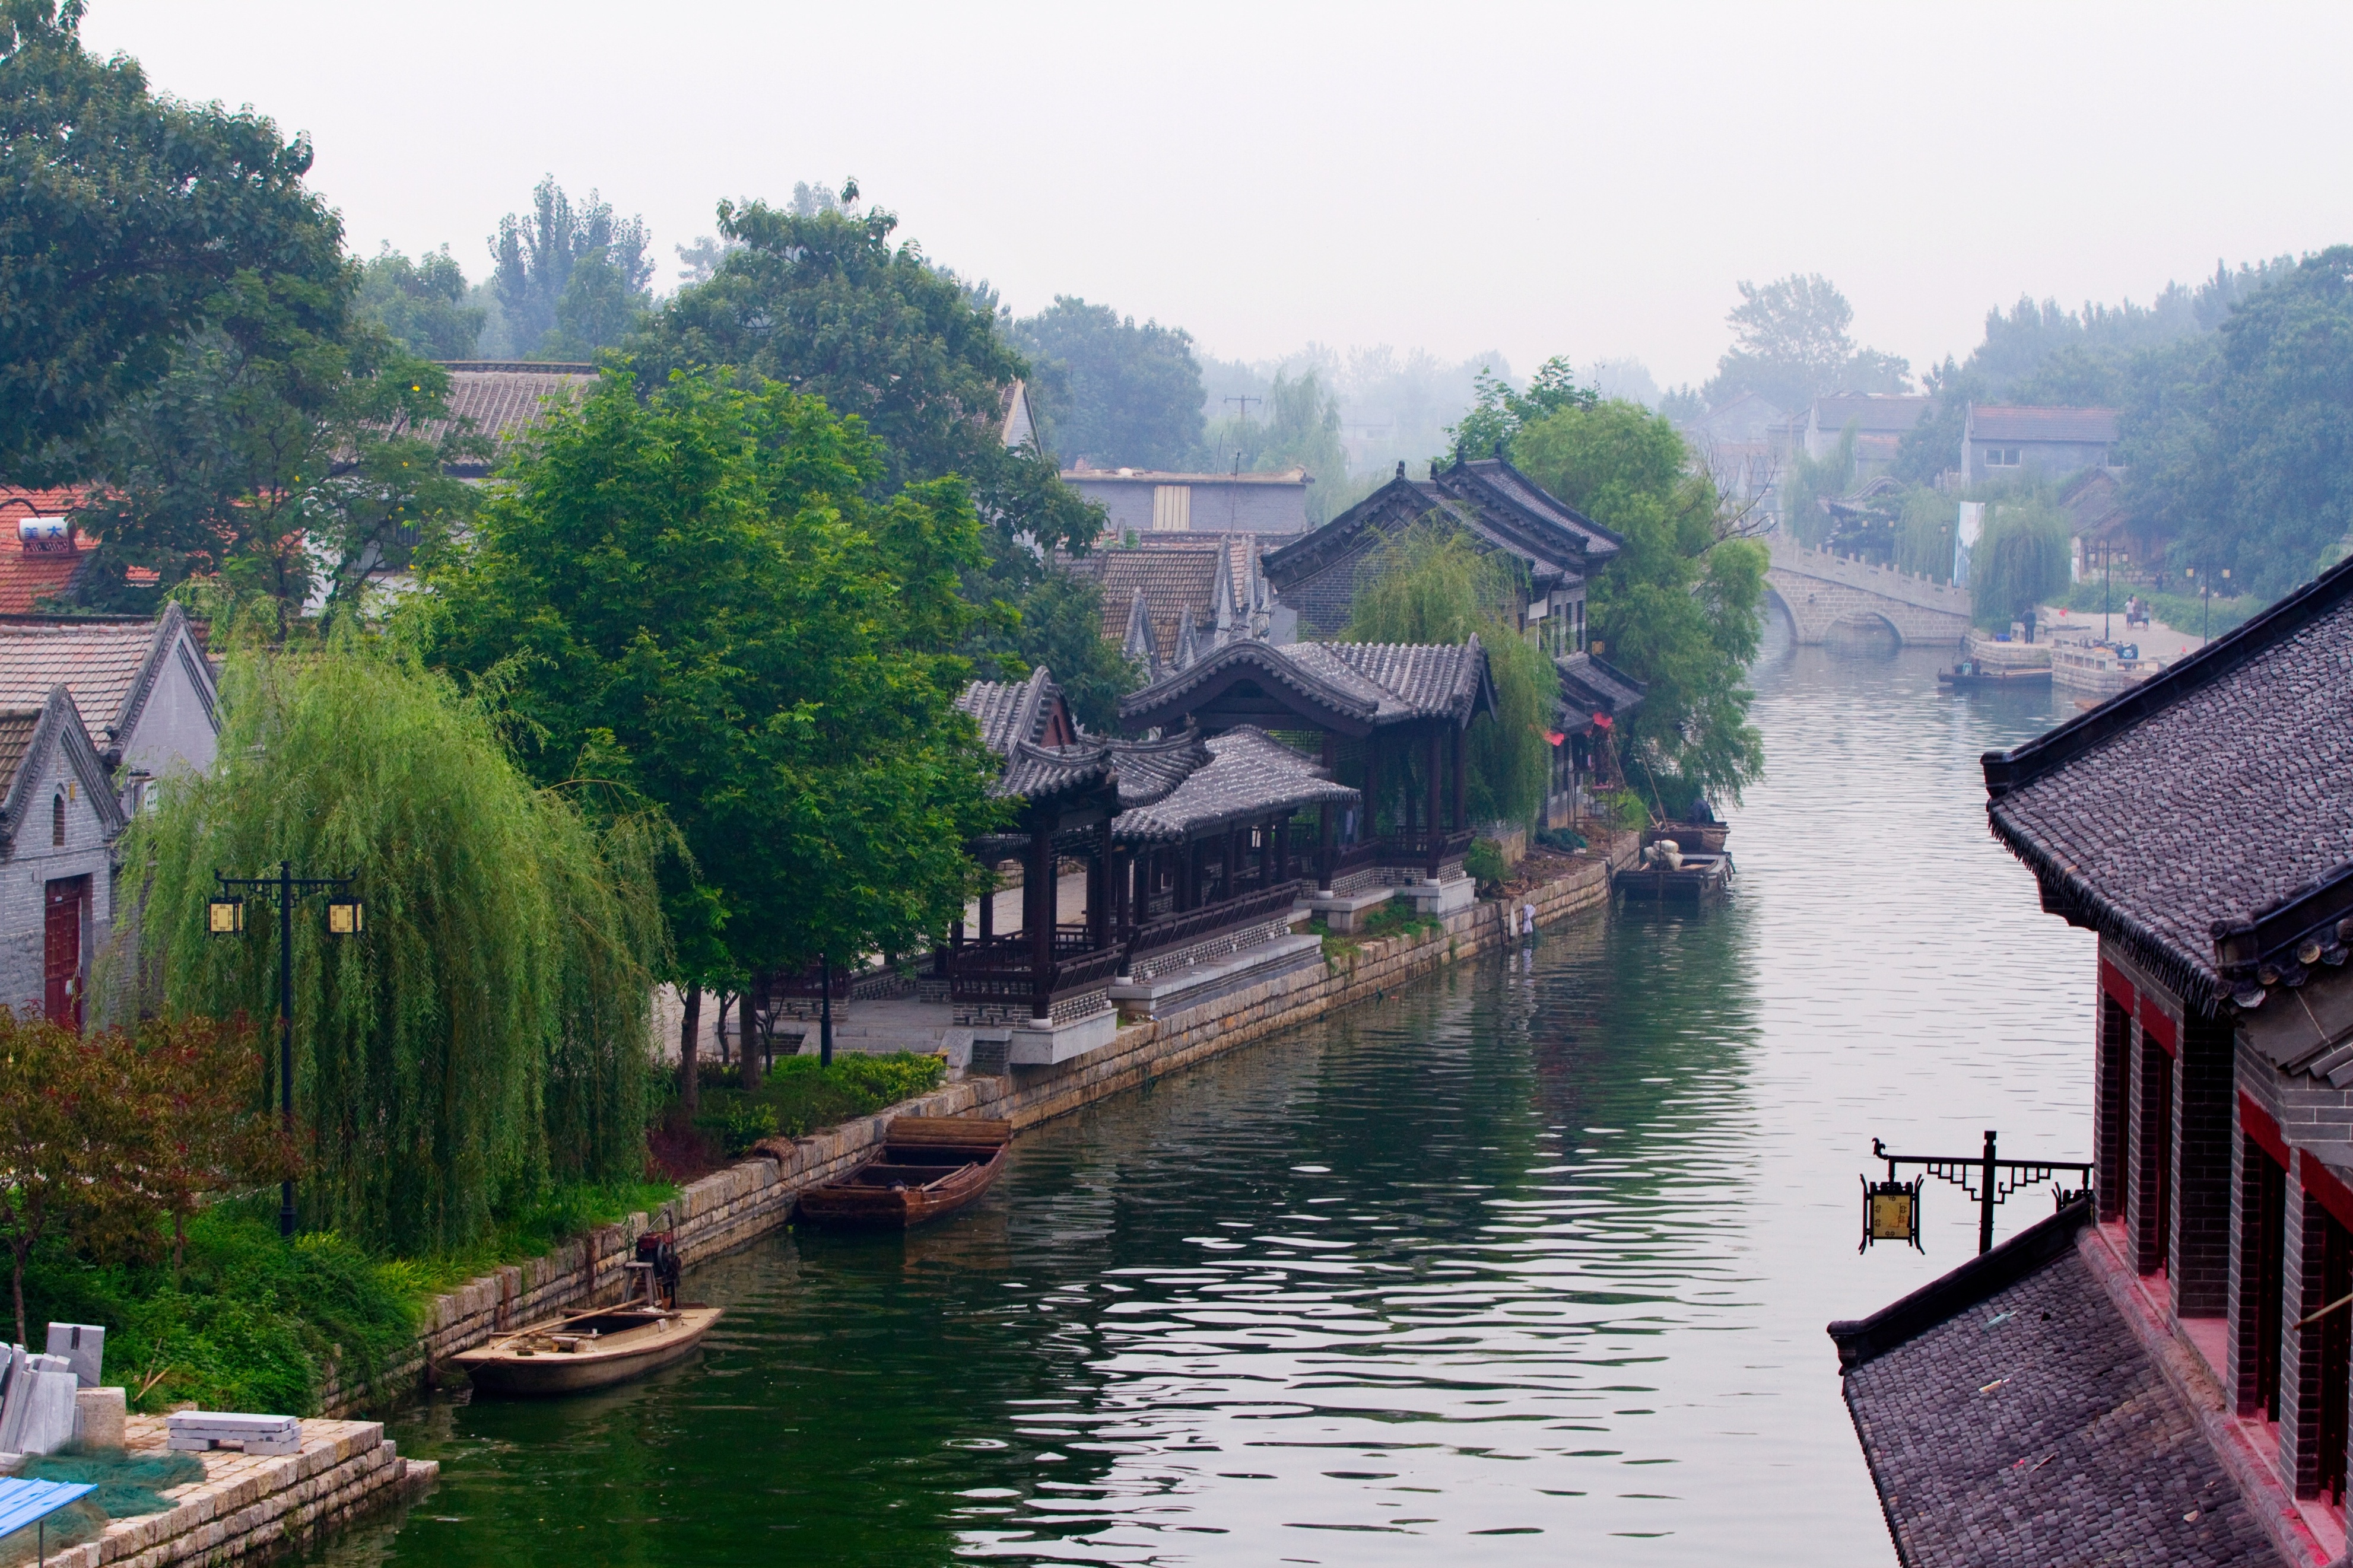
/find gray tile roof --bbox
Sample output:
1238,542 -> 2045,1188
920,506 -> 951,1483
1838,1238 -> 2276,1567
1120,637 -> 1492,736
1113,726 -> 1356,842
1555,651 -> 1644,717
0,605 -> 209,758
1971,404 -> 2120,444
1082,545 -> 1222,655
957,669 -> 1059,759
1986,553 -> 2353,1007
428,362 -> 598,475
0,707 -> 42,802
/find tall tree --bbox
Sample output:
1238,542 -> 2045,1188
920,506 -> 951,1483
0,0 -> 347,475
490,177 -> 653,360
1511,400 -> 1766,813
1443,355 -> 1596,461
354,246 -> 484,361
1009,297 -> 1206,470
415,369 -> 1005,1101
1700,274 -> 1908,413
131,638 -> 665,1253
69,271 -> 486,625
2124,246 -> 2353,596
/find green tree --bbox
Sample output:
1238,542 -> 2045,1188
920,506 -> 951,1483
0,1 -> 348,475
996,568 -> 1138,734
415,370 -> 1005,1099
1009,297 -> 1206,469
629,197 -> 1098,557
1778,423 -> 1856,548
2123,246 -> 2353,596
1700,274 -> 1908,413
354,246 -> 484,361
128,638 -> 665,1254
1969,500 -> 2071,629
69,272 -> 487,625
1510,400 -> 1766,814
490,177 -> 652,360
1346,523 -> 1557,827
1201,368 -> 1355,522
1441,355 -> 1597,461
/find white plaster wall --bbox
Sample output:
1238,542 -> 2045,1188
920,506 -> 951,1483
120,644 -> 218,790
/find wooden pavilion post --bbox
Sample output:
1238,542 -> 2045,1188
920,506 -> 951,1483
1272,813 -> 1289,889
1318,734 -> 1338,895
1425,728 -> 1443,876
1450,724 -> 1466,831
1221,823 -> 1238,905
978,864 -> 994,943
1028,821 -> 1053,1023
1091,816 -> 1112,948
1364,741 -> 1382,851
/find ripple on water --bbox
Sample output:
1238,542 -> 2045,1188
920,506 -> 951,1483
304,643 -> 2088,1567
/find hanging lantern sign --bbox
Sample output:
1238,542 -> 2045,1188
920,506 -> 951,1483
1860,1175 -> 1923,1253
207,898 -> 245,935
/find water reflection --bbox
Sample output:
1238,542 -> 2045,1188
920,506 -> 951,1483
309,637 -> 2089,1567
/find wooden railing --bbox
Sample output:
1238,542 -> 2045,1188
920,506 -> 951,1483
1128,879 -> 1304,960
1381,827 -> 1474,865
948,934 -> 1124,1014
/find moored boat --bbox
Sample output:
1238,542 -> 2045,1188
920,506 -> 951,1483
455,1230 -> 721,1397
1937,659 -> 2052,690
795,1116 -> 1011,1229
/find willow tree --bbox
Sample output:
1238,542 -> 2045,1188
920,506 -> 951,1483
1347,521 -> 1557,827
124,640 -> 665,1254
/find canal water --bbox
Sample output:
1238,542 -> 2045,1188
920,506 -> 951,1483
307,632 -> 2092,1567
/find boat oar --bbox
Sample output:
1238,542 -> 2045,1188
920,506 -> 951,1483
2295,1290 -> 2353,1331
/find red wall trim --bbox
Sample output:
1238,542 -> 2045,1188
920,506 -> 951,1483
2241,1092 -> 2291,1170
2100,957 -> 2135,1012
2139,995 -> 2179,1057
2302,1153 -> 2353,1237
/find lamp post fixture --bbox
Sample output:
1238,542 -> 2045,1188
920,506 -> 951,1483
1860,1131 -> 2092,1256
209,862 -> 362,1238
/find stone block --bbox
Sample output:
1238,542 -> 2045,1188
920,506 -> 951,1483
73,1385 -> 124,1448
44,1323 -> 102,1388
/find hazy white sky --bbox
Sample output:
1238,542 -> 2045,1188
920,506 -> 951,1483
81,1 -> 2353,388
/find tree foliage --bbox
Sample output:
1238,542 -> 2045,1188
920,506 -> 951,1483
127,640 -> 665,1254
1510,400 -> 1766,814
491,177 -> 653,360
69,277 -> 487,623
1443,356 -> 1596,462
0,1013 -> 154,1341
1204,368 -> 1354,522
0,1 -> 348,476
416,368 -> 1005,1029
1700,274 -> 1908,414
1969,500 -> 2072,629
996,568 -> 1138,734
1009,297 -> 1205,470
1345,522 -> 1556,827
355,246 -> 484,361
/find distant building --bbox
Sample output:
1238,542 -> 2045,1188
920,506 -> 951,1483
0,489 -> 155,611
999,380 -> 1041,451
2060,467 -> 2159,583
1061,464 -> 1313,538
1963,404 -> 2120,487
1802,394 -> 1934,484
428,362 -> 601,479
0,686 -> 126,1028
1262,449 -> 1619,646
0,605 -> 219,818
1068,534 -> 1277,677
1679,392 -> 1792,519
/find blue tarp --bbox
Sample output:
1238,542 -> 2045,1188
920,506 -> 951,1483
0,1476 -> 96,1538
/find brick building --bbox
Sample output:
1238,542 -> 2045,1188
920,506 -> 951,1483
1985,548 -> 2353,1529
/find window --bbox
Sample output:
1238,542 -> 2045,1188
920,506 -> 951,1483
1985,446 -> 2022,467
1151,485 -> 1192,531
50,791 -> 63,847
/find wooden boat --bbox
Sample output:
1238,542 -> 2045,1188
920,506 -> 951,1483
1615,851 -> 1733,904
1937,659 -> 2052,690
453,1302 -> 722,1396
1646,822 -> 1730,855
795,1116 -> 1011,1229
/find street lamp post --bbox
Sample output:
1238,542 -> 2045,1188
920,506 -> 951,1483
209,862 -> 363,1238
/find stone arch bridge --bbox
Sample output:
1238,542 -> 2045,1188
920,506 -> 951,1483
1764,533 -> 1971,645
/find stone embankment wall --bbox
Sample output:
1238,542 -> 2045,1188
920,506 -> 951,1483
45,1416 -> 430,1568
320,833 -> 1634,1418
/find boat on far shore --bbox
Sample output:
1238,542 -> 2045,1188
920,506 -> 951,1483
1937,659 -> 2052,691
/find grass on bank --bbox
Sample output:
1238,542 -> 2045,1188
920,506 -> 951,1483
18,1050 -> 946,1416
1309,893 -> 1443,964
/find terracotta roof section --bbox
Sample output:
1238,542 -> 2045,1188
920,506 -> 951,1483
1113,726 -> 1356,842
0,606 -> 207,756
0,487 -> 85,518
427,363 -> 599,476
1970,404 -> 2119,444
1084,546 -> 1222,654
0,708 -> 41,801
1986,552 -> 2353,1007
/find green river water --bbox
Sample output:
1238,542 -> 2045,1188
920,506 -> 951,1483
306,630 -> 2093,1567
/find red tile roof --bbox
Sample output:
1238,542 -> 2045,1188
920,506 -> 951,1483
1971,405 -> 2119,443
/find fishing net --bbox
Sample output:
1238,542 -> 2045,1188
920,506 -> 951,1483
0,1442 -> 211,1561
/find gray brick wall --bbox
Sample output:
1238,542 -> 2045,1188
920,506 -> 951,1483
2174,1011 -> 2235,1317
0,745 -> 115,1019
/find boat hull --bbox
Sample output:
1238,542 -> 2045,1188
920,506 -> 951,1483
1938,669 -> 2051,689
454,1306 -> 722,1397
797,1118 -> 1011,1230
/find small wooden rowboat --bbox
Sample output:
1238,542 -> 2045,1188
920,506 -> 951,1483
453,1302 -> 722,1396
1938,661 -> 2052,690
796,1116 -> 1011,1229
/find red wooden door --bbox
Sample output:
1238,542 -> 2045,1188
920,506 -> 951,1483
43,876 -> 85,1031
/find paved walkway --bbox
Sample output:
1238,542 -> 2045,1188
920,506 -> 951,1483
2038,603 -> 2209,659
